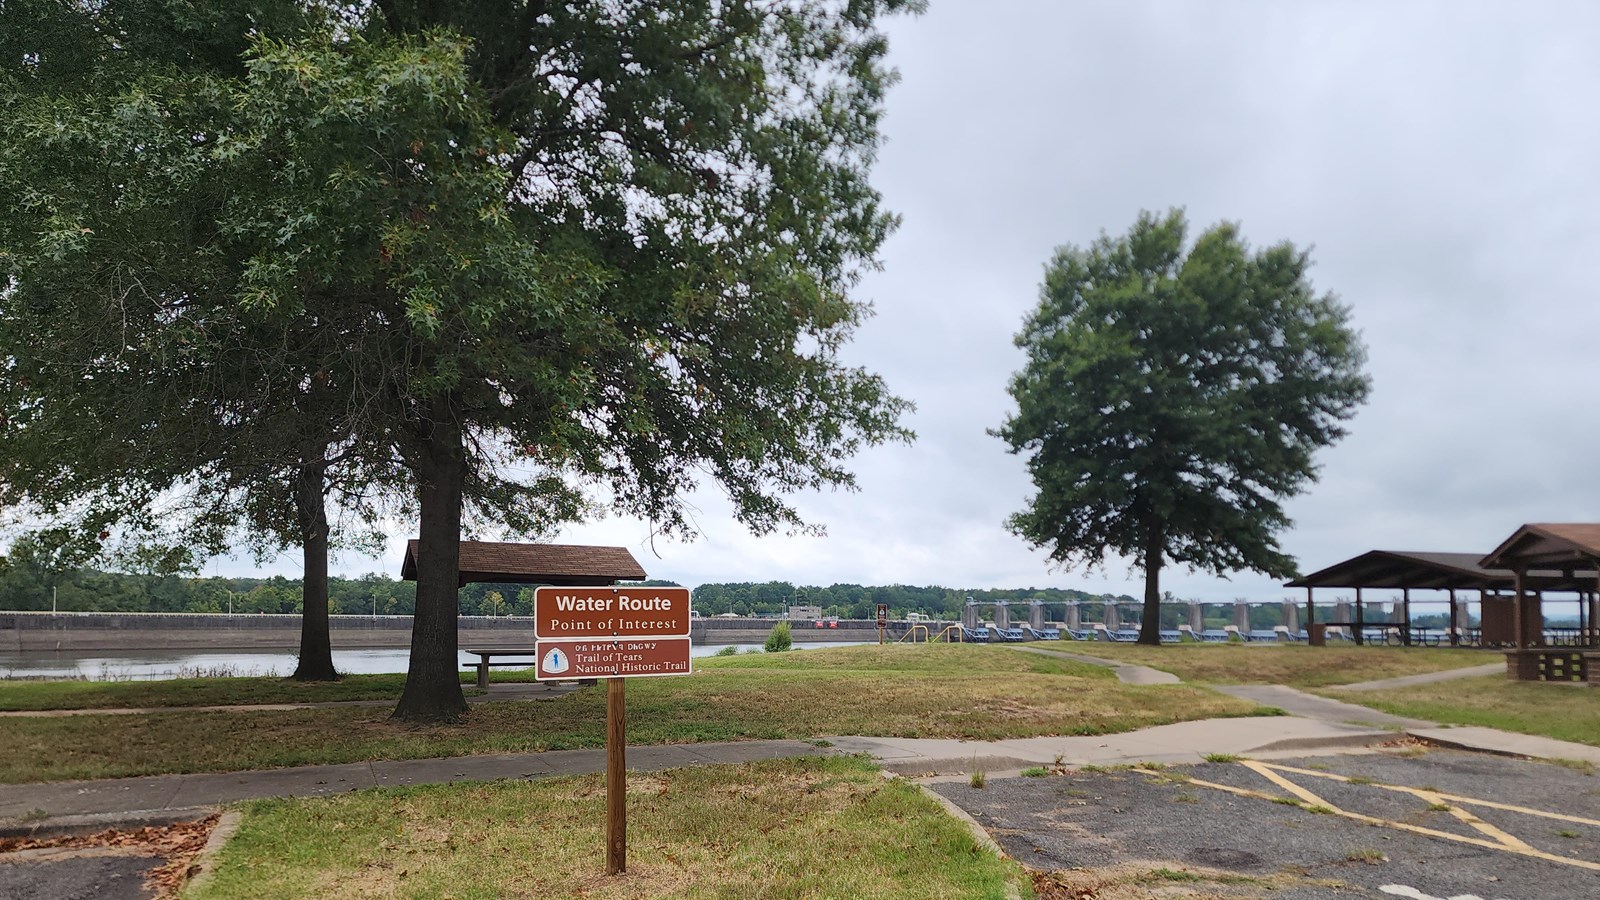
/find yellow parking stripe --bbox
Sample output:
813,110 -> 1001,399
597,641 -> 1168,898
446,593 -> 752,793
1159,765 -> 1600,872
1258,762 -> 1600,829
1389,785 -> 1536,852
1239,760 -> 1342,810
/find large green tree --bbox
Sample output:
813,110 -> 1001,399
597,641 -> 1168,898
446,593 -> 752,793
2,1 -> 918,720
994,210 -> 1370,645
0,0 -> 396,681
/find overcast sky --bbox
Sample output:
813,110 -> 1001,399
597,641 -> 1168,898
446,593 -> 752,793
285,1 -> 1600,603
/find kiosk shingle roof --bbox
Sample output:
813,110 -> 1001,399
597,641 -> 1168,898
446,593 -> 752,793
401,540 -> 647,586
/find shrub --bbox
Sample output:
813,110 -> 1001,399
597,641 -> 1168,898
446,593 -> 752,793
714,645 -> 740,657
764,620 -> 793,653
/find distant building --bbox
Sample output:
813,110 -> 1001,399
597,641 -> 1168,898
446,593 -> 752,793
786,605 -> 823,620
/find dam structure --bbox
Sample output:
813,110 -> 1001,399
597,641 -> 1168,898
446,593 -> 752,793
0,611 -> 903,652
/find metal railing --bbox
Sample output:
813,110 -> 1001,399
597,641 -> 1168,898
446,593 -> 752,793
896,624 -> 930,644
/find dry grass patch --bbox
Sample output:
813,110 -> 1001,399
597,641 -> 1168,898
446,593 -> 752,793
1057,643 -> 1488,688
183,756 -> 1027,900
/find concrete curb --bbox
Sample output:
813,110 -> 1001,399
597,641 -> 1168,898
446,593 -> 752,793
1404,727 -> 1600,766
1409,731 -> 1519,758
881,755 -> 1039,777
1247,730 -> 1397,754
180,810 -> 241,895
0,807 -> 217,841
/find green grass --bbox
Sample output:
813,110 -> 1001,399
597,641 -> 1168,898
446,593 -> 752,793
183,756 -> 1030,900
0,643 -> 1091,712
1056,643 -> 1490,688
0,645 -> 1265,783
1331,675 -> 1600,747
0,671 -> 517,711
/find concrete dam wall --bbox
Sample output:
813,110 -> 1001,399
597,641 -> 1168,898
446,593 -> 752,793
0,612 -> 928,652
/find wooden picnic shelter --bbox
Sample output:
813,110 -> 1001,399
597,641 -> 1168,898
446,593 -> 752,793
401,539 -> 647,587
1479,524 -> 1600,681
1285,549 -> 1596,648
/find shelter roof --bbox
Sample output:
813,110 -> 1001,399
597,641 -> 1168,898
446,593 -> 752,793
401,540 -> 647,586
1285,550 -> 1512,590
1481,524 -> 1600,571
1288,547 -> 1598,593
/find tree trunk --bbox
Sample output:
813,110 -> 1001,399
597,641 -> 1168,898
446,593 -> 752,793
291,454 -> 339,682
392,401 -> 469,722
1137,521 -> 1164,646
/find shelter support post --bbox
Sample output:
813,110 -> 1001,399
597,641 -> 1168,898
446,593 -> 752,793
1305,587 -> 1314,625
1401,588 -> 1412,647
1512,568 -> 1525,649
1448,589 -> 1458,647
1354,587 -> 1365,646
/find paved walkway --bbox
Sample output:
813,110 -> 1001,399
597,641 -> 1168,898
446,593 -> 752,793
0,682 -> 578,719
1331,662 -> 1505,692
829,716 -> 1397,776
0,740 -> 830,835
1210,684 -> 1436,729
1013,645 -> 1182,685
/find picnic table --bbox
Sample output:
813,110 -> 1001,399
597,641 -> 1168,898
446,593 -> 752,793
464,648 -> 541,687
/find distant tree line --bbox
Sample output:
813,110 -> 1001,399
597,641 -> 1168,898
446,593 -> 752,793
0,561 -> 1147,621
1,561 -> 1510,628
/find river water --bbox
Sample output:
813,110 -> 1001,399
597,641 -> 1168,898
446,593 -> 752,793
0,642 -> 866,681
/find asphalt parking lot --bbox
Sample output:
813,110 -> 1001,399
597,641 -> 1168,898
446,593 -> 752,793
933,747 -> 1600,900
0,851 -> 161,900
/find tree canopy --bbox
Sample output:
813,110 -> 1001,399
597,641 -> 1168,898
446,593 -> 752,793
0,1 -> 918,718
994,210 -> 1370,645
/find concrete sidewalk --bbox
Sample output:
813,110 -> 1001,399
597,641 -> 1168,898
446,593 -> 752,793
828,715 -> 1399,776
1210,683 -> 1436,729
8,712 -> 1598,837
1331,662 -> 1505,692
0,740 -> 829,836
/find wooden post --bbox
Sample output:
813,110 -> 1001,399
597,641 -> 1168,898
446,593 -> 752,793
1512,568 -> 1525,650
1305,587 -> 1315,625
606,677 -> 626,875
1448,589 -> 1459,646
1591,588 -> 1600,648
1354,587 -> 1365,646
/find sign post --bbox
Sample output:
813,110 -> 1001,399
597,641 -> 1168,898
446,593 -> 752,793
533,585 -> 693,876
606,677 -> 626,875
877,603 -> 888,644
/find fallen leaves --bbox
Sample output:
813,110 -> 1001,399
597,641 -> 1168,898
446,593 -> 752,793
0,815 -> 219,898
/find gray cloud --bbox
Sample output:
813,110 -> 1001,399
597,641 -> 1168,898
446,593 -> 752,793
313,2 -> 1600,603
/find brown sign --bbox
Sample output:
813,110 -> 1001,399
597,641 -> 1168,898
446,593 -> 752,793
534,637 -> 693,680
533,586 -> 692,639
876,603 -> 888,627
